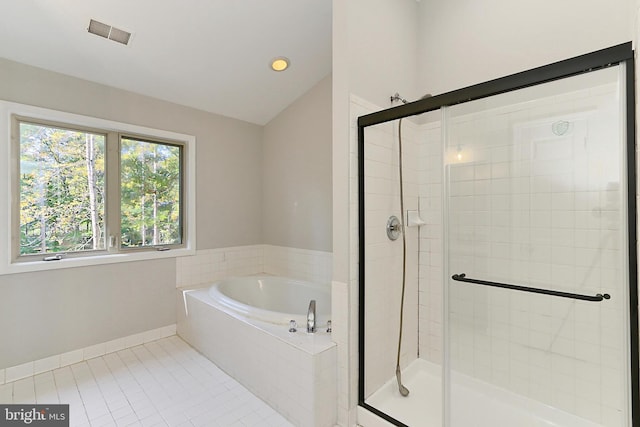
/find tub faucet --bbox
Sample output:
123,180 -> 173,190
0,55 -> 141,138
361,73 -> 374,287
307,300 -> 316,333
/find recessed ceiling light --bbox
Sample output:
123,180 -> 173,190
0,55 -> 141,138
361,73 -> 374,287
270,57 -> 290,72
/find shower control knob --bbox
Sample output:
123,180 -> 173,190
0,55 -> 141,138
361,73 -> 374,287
386,216 -> 402,241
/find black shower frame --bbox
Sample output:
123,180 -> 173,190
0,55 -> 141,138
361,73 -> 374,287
357,42 -> 638,427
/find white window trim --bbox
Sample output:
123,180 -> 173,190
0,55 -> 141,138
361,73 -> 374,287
0,101 -> 196,275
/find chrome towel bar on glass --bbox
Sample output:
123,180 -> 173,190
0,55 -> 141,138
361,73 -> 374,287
451,273 -> 610,302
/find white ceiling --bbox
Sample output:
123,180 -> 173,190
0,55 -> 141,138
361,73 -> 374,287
0,0 -> 332,125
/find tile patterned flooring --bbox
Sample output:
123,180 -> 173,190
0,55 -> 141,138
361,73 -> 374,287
0,336 -> 294,426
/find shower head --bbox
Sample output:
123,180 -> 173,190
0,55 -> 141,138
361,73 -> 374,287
391,92 -> 433,105
390,93 -> 408,104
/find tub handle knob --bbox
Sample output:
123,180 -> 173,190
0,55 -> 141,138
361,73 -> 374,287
289,320 -> 297,333
326,320 -> 332,333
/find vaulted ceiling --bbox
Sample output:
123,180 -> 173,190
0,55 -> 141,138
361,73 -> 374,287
0,0 -> 332,125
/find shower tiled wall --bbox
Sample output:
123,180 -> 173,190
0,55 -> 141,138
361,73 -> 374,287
418,120 -> 444,364
352,69 -> 628,426
419,69 -> 627,426
353,96 -> 422,397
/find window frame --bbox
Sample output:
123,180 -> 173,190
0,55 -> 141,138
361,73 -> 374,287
0,101 -> 196,275
13,116 -> 110,261
117,133 -> 186,252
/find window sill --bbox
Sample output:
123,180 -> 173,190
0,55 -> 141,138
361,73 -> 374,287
0,247 -> 195,276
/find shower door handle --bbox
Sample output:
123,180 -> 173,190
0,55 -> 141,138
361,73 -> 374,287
451,273 -> 611,302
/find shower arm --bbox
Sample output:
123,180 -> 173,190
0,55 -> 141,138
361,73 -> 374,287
451,273 -> 610,302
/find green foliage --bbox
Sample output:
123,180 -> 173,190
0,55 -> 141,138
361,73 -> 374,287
19,123 -> 182,256
120,138 -> 181,247
19,123 -> 105,254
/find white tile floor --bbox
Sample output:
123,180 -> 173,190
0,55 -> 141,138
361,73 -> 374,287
0,336 -> 294,427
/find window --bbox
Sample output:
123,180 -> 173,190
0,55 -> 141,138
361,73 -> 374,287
1,102 -> 196,273
120,136 -> 183,249
18,121 -> 106,255
16,120 -> 185,259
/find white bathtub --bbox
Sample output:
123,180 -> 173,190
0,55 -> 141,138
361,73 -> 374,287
177,275 -> 337,427
208,275 -> 331,327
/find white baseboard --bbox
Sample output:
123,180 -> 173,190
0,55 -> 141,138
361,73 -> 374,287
0,324 -> 177,385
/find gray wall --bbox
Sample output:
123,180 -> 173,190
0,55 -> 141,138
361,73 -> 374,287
0,260 -> 175,368
0,58 -> 263,368
0,58 -> 264,250
263,75 -> 332,252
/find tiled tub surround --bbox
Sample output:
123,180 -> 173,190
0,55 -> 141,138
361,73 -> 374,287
177,284 -> 337,427
176,245 -> 332,288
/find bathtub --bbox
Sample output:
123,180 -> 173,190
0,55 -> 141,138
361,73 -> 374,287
177,275 -> 337,427
208,275 -> 331,327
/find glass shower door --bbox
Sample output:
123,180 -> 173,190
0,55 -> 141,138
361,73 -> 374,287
444,65 -> 631,426
360,110 -> 443,427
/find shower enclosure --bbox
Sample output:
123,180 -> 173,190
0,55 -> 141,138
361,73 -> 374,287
358,43 -> 638,426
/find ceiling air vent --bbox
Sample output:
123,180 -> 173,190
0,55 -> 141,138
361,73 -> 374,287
88,19 -> 131,45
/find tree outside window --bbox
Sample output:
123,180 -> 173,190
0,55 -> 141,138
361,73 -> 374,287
18,121 -> 183,258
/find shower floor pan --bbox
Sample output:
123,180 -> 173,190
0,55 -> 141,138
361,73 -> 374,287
365,359 -> 602,427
